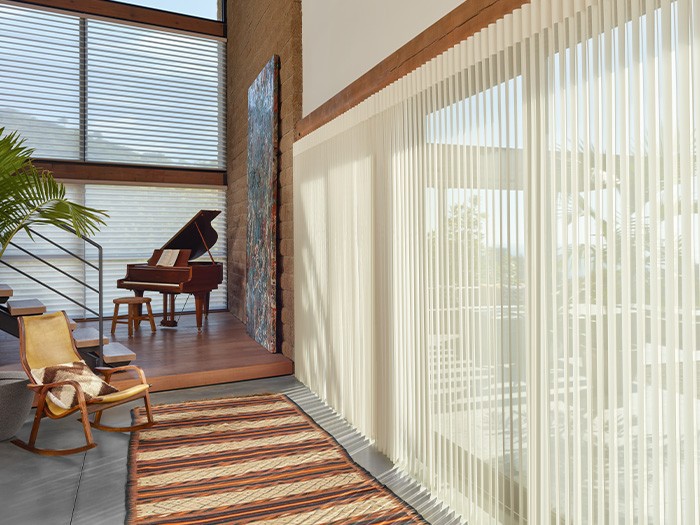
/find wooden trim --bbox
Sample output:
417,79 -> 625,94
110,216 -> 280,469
295,0 -> 530,139
11,0 -> 225,38
34,159 -> 226,186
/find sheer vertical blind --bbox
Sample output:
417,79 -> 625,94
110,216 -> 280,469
294,0 -> 700,522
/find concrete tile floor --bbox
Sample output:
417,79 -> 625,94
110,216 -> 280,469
0,375 -> 464,525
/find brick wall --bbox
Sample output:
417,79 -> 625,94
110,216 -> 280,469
226,0 -> 302,360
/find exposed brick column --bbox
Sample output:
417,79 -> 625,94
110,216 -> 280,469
226,0 -> 302,360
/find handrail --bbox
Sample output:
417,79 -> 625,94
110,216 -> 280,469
1,226 -> 104,366
28,228 -> 99,270
8,242 -> 99,294
0,260 -> 99,317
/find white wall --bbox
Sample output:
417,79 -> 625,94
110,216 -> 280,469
302,0 -> 464,116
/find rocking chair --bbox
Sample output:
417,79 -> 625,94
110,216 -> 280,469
12,311 -> 154,456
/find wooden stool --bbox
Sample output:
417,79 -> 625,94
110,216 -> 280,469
111,296 -> 156,337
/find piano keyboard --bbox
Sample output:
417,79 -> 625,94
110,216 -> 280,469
120,281 -> 181,289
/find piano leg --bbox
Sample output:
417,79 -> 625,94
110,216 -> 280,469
134,290 -> 144,317
204,292 -> 211,318
194,292 -> 206,332
161,293 -> 178,327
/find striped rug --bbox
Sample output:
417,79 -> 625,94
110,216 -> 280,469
126,394 -> 427,524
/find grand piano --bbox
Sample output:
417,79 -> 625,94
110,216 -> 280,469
117,210 -> 224,331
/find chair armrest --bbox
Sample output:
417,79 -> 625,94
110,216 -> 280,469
30,380 -> 84,395
30,379 -> 89,410
95,365 -> 148,385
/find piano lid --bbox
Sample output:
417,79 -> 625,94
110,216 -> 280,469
161,210 -> 221,261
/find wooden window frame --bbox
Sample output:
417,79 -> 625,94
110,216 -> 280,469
34,159 -> 226,186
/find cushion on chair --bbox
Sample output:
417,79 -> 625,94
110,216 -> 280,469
30,361 -> 118,410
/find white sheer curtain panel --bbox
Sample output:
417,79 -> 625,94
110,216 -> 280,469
294,0 -> 700,523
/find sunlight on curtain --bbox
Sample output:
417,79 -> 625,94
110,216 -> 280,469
294,0 -> 700,523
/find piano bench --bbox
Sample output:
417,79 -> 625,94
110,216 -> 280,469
111,297 -> 156,338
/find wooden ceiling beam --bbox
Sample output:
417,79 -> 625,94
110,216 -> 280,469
296,0 -> 530,140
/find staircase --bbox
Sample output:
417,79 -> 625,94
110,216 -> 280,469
0,284 -> 135,367
0,226 -> 136,368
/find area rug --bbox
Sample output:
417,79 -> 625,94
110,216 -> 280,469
126,394 -> 427,524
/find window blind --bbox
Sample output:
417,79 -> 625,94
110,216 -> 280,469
2,183 -> 227,318
294,0 -> 700,523
0,4 -> 81,159
0,2 -> 225,169
86,20 -> 225,168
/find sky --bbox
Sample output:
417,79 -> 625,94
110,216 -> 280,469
113,0 -> 220,20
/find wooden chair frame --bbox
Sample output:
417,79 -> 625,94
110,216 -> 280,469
12,312 -> 155,456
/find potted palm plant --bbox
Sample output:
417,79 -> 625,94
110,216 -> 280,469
0,127 -> 107,441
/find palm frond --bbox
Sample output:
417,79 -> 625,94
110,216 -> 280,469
0,127 -> 33,180
0,161 -> 107,258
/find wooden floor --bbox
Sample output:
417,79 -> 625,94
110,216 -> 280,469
0,311 -> 294,392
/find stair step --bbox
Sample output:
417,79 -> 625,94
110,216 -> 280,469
67,318 -> 78,331
0,284 -> 12,299
72,327 -> 109,348
0,304 -> 19,337
5,299 -> 46,316
100,342 -> 136,365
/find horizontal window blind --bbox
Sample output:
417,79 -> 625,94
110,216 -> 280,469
294,0 -> 700,523
0,4 -> 81,159
0,2 -> 225,169
86,20 -> 225,168
2,184 -> 227,318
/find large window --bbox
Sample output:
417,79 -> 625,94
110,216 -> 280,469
0,3 -> 226,169
0,2 -> 228,316
2,184 -> 228,317
294,0 -> 700,523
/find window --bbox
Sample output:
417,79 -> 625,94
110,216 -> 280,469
2,184 -> 228,317
0,3 -> 226,169
0,6 -> 81,159
0,2 -> 228,316
107,0 -> 222,21
294,0 -> 700,522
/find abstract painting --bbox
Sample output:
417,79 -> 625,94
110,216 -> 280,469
246,55 -> 280,353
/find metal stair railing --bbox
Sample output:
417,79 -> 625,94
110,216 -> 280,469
0,226 -> 104,367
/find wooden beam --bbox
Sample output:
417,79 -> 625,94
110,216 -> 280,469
295,0 -> 530,139
34,159 -> 226,186
11,0 -> 225,38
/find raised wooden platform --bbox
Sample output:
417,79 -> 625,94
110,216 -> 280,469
0,311 -> 294,392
